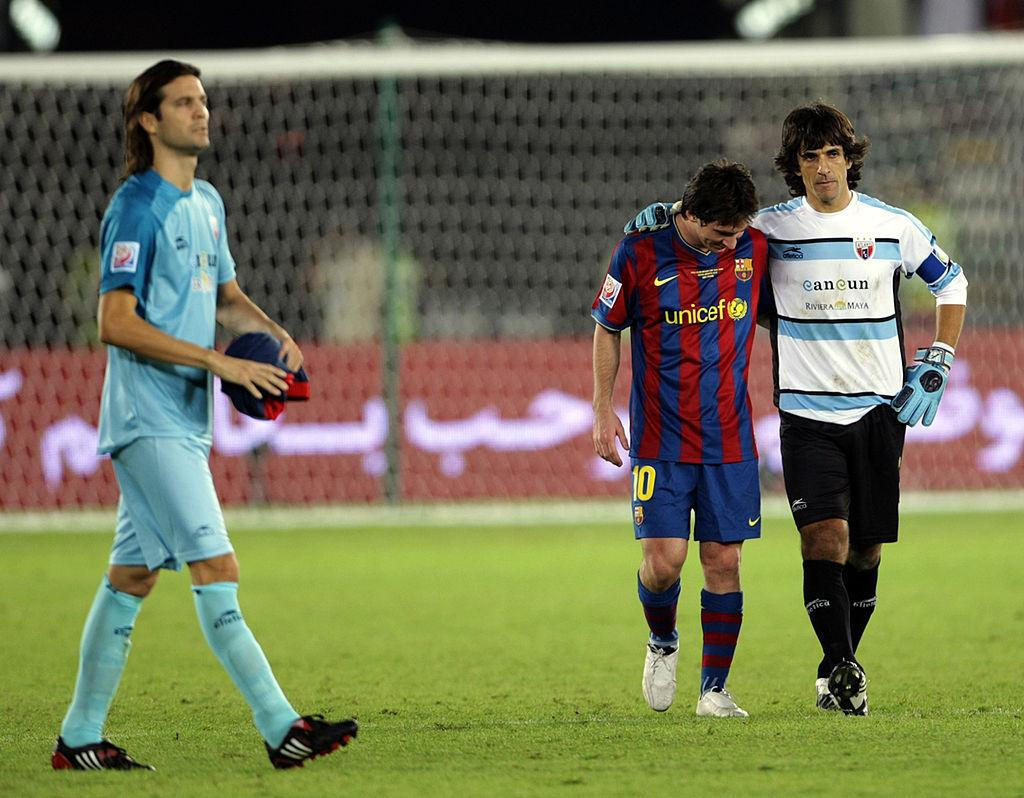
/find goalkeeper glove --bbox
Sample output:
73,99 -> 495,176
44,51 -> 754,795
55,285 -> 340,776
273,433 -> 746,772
623,201 -> 677,234
890,344 -> 955,427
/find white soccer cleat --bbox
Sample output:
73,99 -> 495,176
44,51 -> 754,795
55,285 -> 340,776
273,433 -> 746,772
641,642 -> 678,711
815,677 -> 842,711
696,687 -> 749,718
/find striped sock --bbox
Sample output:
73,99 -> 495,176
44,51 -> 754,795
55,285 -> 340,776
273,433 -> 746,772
700,589 -> 743,693
637,573 -> 680,648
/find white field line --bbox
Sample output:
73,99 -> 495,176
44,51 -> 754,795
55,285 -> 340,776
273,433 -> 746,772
1,491 -> 1022,534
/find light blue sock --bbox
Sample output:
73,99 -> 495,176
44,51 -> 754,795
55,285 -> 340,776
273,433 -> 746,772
192,582 -> 299,747
60,577 -> 143,747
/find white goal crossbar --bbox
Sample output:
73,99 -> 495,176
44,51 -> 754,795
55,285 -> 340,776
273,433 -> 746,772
1,32 -> 1024,83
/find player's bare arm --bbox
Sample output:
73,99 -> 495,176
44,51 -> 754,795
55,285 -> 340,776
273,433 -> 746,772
592,324 -> 629,467
934,302 -> 966,350
98,288 -> 289,398
216,278 -> 303,370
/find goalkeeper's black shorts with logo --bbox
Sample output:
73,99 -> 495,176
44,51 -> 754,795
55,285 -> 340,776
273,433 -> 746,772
779,405 -> 906,546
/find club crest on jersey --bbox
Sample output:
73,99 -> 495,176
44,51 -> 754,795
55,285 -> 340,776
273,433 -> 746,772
209,215 -> 220,240
854,236 -> 875,260
599,274 -> 622,308
110,241 -> 140,273
634,505 -> 644,525
734,258 -> 753,281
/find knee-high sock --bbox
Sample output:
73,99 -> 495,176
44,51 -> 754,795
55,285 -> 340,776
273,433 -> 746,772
637,573 -> 680,647
193,582 -> 299,747
803,560 -> 854,677
844,561 -> 879,653
60,577 -> 143,747
700,589 -> 743,694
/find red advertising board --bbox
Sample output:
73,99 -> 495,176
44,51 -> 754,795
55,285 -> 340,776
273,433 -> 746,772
1,327 -> 1022,509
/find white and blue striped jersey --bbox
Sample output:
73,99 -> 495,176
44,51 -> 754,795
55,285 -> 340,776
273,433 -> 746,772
97,169 -> 236,454
755,192 -> 966,425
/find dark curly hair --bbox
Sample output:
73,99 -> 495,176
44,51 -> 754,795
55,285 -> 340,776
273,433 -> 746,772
678,159 -> 759,228
773,103 -> 870,197
121,59 -> 202,179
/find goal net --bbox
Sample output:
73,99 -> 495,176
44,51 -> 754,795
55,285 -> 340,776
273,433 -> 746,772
1,35 -> 1022,508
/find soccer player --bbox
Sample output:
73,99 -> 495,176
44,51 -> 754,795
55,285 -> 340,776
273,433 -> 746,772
625,103 -> 968,715
51,60 -> 357,771
592,160 -> 767,718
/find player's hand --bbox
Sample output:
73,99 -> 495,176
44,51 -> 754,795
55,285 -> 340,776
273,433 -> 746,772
593,408 -> 629,467
623,201 -> 676,234
276,334 -> 304,372
212,352 -> 290,399
891,345 -> 954,426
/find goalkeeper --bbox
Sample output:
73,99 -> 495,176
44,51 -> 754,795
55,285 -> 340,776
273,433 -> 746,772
626,103 -> 967,715
52,60 -> 356,772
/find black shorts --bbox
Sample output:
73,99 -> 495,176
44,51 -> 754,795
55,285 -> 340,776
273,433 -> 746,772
779,405 -> 906,546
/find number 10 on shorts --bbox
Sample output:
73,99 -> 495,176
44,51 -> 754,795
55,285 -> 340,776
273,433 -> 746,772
633,464 -> 656,501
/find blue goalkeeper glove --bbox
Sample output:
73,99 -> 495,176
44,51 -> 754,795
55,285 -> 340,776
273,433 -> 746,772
623,201 -> 676,234
890,345 -> 955,426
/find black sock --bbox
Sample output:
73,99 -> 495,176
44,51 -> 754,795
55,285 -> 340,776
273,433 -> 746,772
844,561 -> 879,653
803,560 -> 854,678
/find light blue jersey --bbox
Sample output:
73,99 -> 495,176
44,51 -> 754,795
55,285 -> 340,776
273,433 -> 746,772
97,169 -> 236,454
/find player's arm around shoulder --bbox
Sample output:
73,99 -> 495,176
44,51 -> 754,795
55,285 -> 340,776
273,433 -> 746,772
216,279 -> 303,371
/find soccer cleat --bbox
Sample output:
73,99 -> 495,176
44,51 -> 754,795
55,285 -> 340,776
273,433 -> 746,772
265,714 -> 358,769
815,677 -> 841,711
827,659 -> 869,715
641,641 -> 678,712
696,687 -> 749,718
51,737 -> 155,771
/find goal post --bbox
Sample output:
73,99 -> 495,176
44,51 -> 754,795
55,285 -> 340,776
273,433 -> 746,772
1,33 -> 1023,508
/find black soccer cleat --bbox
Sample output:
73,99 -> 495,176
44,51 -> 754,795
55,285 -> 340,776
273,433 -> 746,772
827,659 -> 869,716
51,736 -> 155,771
265,714 -> 358,769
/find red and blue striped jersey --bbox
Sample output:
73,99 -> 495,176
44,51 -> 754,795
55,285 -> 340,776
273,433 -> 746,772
591,224 -> 768,464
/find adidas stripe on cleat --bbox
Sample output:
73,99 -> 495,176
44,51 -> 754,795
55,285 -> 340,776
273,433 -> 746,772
265,714 -> 358,769
51,737 -> 155,771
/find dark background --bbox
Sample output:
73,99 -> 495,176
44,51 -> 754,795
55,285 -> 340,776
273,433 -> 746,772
22,0 -> 740,50
4,0 -> 1023,52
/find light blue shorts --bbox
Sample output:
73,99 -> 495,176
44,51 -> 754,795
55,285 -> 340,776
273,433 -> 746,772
110,437 -> 233,571
631,457 -> 761,543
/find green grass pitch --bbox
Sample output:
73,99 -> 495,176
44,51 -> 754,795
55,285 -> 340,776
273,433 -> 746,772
1,512 -> 1022,797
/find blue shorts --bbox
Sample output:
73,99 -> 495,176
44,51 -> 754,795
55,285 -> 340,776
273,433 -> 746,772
110,437 -> 233,572
631,457 -> 761,542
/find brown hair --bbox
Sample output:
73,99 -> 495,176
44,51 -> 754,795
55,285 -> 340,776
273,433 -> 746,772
773,102 -> 870,197
121,59 -> 201,178
678,159 -> 759,228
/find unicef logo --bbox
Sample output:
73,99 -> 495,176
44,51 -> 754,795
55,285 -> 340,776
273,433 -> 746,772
727,298 -> 748,320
